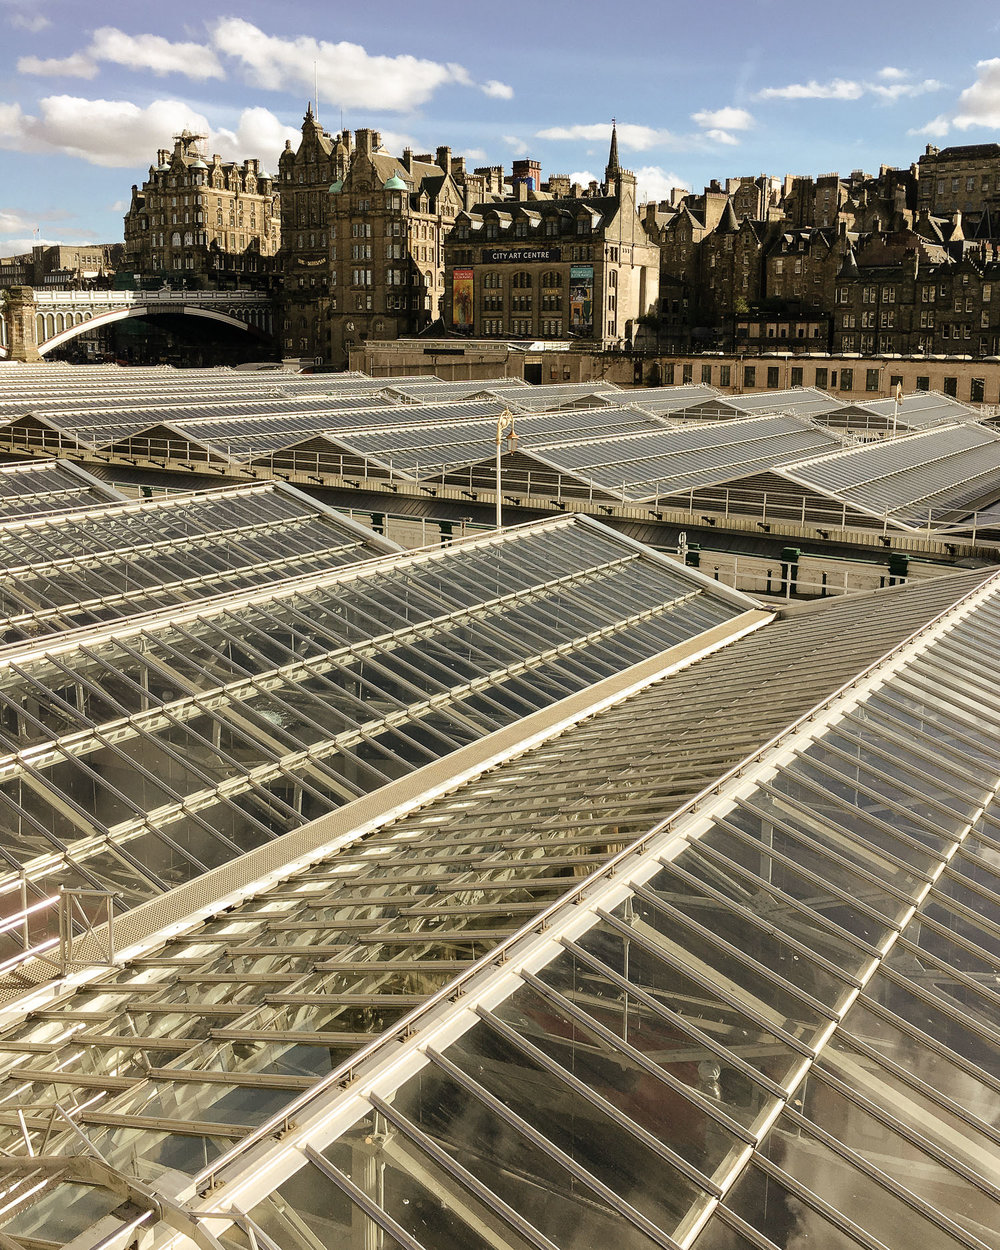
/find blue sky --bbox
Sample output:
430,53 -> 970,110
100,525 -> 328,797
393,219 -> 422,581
2,0 -> 1000,255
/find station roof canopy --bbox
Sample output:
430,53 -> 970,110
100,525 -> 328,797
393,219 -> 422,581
380,378 -> 529,403
778,420 -> 1000,529
481,380 -> 626,409
0,479 -> 399,642
678,385 -> 843,422
0,559 -> 996,1250
521,412 -> 845,502
823,389 -> 984,432
0,458 -> 125,519
0,513 -> 751,945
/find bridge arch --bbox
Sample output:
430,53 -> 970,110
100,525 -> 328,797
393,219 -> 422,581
38,304 -> 267,356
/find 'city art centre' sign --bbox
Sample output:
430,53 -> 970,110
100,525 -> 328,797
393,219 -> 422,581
482,247 -> 562,264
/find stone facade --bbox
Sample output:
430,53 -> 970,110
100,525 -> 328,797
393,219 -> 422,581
123,131 -> 280,288
277,111 -> 506,366
0,244 -> 123,289
916,143 -> 1000,224
276,108 -> 349,362
830,230 -> 1000,357
442,129 -> 660,348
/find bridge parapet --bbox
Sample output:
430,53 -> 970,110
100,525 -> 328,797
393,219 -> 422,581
1,286 -> 273,360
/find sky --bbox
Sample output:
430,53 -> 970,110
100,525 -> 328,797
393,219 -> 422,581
2,0 -> 1000,255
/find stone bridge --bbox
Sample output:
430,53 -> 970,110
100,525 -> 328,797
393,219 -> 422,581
0,286 -> 274,361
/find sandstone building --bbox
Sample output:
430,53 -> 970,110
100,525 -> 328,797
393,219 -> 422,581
442,128 -> 660,348
277,109 -> 507,365
123,131 -> 280,289
0,244 -> 123,289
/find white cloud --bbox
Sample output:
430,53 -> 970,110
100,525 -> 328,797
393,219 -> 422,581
757,78 -> 864,101
0,95 -> 297,168
0,209 -> 35,234
569,169 -> 599,186
908,115 -> 951,138
691,106 -> 754,131
109,199 -> 128,212
210,107 -> 300,167
954,58 -> 1000,129
18,52 -> 98,79
482,80 -> 513,100
9,12 -> 50,32
369,128 -> 419,155
18,27 -> 224,82
537,122 -> 677,150
462,148 -> 487,161
537,119 -> 743,151
869,78 -> 941,101
634,167 -> 689,203
0,237 -> 65,253
909,59 -> 1000,138
89,28 -> 224,80
503,134 -> 529,156
756,72 -> 941,103
212,18 -> 484,112
0,102 -> 26,134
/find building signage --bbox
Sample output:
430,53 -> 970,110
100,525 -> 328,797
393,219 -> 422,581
570,264 -> 594,336
482,247 -> 561,264
452,268 -> 474,328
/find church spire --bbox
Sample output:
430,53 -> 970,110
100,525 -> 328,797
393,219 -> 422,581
605,118 -> 620,185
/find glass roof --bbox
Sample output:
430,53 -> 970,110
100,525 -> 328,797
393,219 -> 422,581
780,422 -> 1000,528
0,514 -> 751,950
0,480 -> 398,642
0,567 -> 993,1248
198,564 -> 1000,1250
0,459 -> 125,519
524,413 -> 845,502
681,387 -> 842,421
825,391 -> 982,432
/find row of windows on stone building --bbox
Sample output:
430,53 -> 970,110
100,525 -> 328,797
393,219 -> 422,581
665,358 -> 990,404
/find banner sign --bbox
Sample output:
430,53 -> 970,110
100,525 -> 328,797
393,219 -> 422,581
482,247 -> 561,264
452,268 -> 474,327
569,264 -> 594,336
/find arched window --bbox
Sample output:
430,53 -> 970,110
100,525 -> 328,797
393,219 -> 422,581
483,271 -> 501,289
171,232 -> 181,247
512,271 -> 532,289
541,271 -> 560,289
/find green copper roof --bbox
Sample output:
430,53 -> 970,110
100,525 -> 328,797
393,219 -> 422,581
384,173 -> 407,190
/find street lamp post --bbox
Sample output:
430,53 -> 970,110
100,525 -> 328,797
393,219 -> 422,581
495,408 -> 518,530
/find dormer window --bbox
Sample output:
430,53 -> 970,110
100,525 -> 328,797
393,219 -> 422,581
486,223 -> 498,240
545,220 -> 559,237
576,218 -> 589,234
514,219 -> 528,238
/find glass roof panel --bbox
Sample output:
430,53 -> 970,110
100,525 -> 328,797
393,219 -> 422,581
0,545 -> 995,1248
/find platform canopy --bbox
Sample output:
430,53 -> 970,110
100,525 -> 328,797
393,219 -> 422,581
0,565 -> 995,1250
678,386 -> 843,423
0,479 -> 399,641
0,458 -> 125,519
821,389 -> 982,433
0,513 -> 752,951
779,420 -> 1000,529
